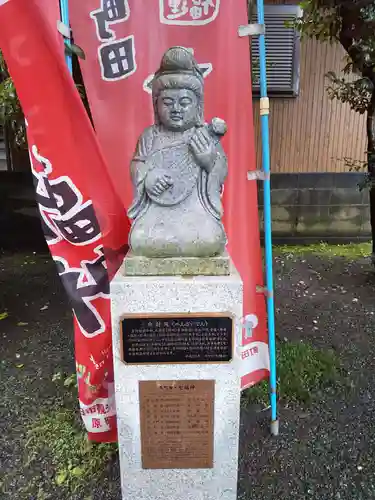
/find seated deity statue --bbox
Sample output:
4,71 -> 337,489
127,46 -> 228,258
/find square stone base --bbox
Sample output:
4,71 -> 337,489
122,251 -> 230,276
111,263 -> 243,500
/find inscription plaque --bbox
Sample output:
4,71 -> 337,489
121,313 -> 233,364
139,380 -> 215,469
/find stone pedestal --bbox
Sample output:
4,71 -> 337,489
111,262 -> 243,500
122,250 -> 230,276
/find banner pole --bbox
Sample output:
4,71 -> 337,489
256,0 -> 279,436
59,0 -> 73,74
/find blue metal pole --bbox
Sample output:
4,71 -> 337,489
60,0 -> 73,74
256,0 -> 279,435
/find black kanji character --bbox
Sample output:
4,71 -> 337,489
35,177 -> 80,216
91,0 -> 129,41
55,249 -> 109,336
32,172 -> 101,246
99,37 -> 136,81
53,203 -> 101,245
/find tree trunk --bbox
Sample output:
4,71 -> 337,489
367,90 -> 375,263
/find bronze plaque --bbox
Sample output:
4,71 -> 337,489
139,380 -> 215,469
121,313 -> 233,364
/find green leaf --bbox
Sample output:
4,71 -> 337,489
65,42 -> 86,60
17,322 -> 28,327
299,0 -> 310,8
16,364 -> 24,369
55,470 -> 68,486
0,312 -> 8,320
64,374 -> 77,388
52,372 -> 63,382
71,466 -> 84,477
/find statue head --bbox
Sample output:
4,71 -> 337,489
152,47 -> 204,131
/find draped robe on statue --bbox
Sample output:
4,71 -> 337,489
128,124 -> 228,258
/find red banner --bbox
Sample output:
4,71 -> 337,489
70,0 -> 269,388
0,0 -> 128,441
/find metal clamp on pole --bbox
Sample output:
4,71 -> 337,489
256,285 -> 274,298
57,20 -> 71,38
271,419 -> 280,436
238,24 -> 265,37
260,97 -> 270,116
247,170 -> 270,181
242,314 -> 259,340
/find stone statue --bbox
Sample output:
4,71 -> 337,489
128,46 -> 228,259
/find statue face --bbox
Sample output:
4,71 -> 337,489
157,89 -> 199,131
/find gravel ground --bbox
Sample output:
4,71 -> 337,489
240,252 -> 375,500
1,249 -> 375,499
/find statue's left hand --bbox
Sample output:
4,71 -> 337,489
190,127 -> 217,173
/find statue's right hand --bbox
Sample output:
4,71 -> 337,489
146,173 -> 173,197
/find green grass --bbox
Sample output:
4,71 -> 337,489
274,241 -> 371,260
25,408 -> 117,495
242,341 -> 341,407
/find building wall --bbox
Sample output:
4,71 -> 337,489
253,2 -> 370,242
258,173 -> 370,244
253,22 -> 367,173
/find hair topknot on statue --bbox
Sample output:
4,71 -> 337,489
156,46 -> 203,79
152,47 -> 204,105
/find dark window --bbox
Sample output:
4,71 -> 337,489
251,4 -> 302,97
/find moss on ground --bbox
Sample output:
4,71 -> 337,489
242,341 -> 341,407
24,375 -> 118,497
274,241 -> 371,260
